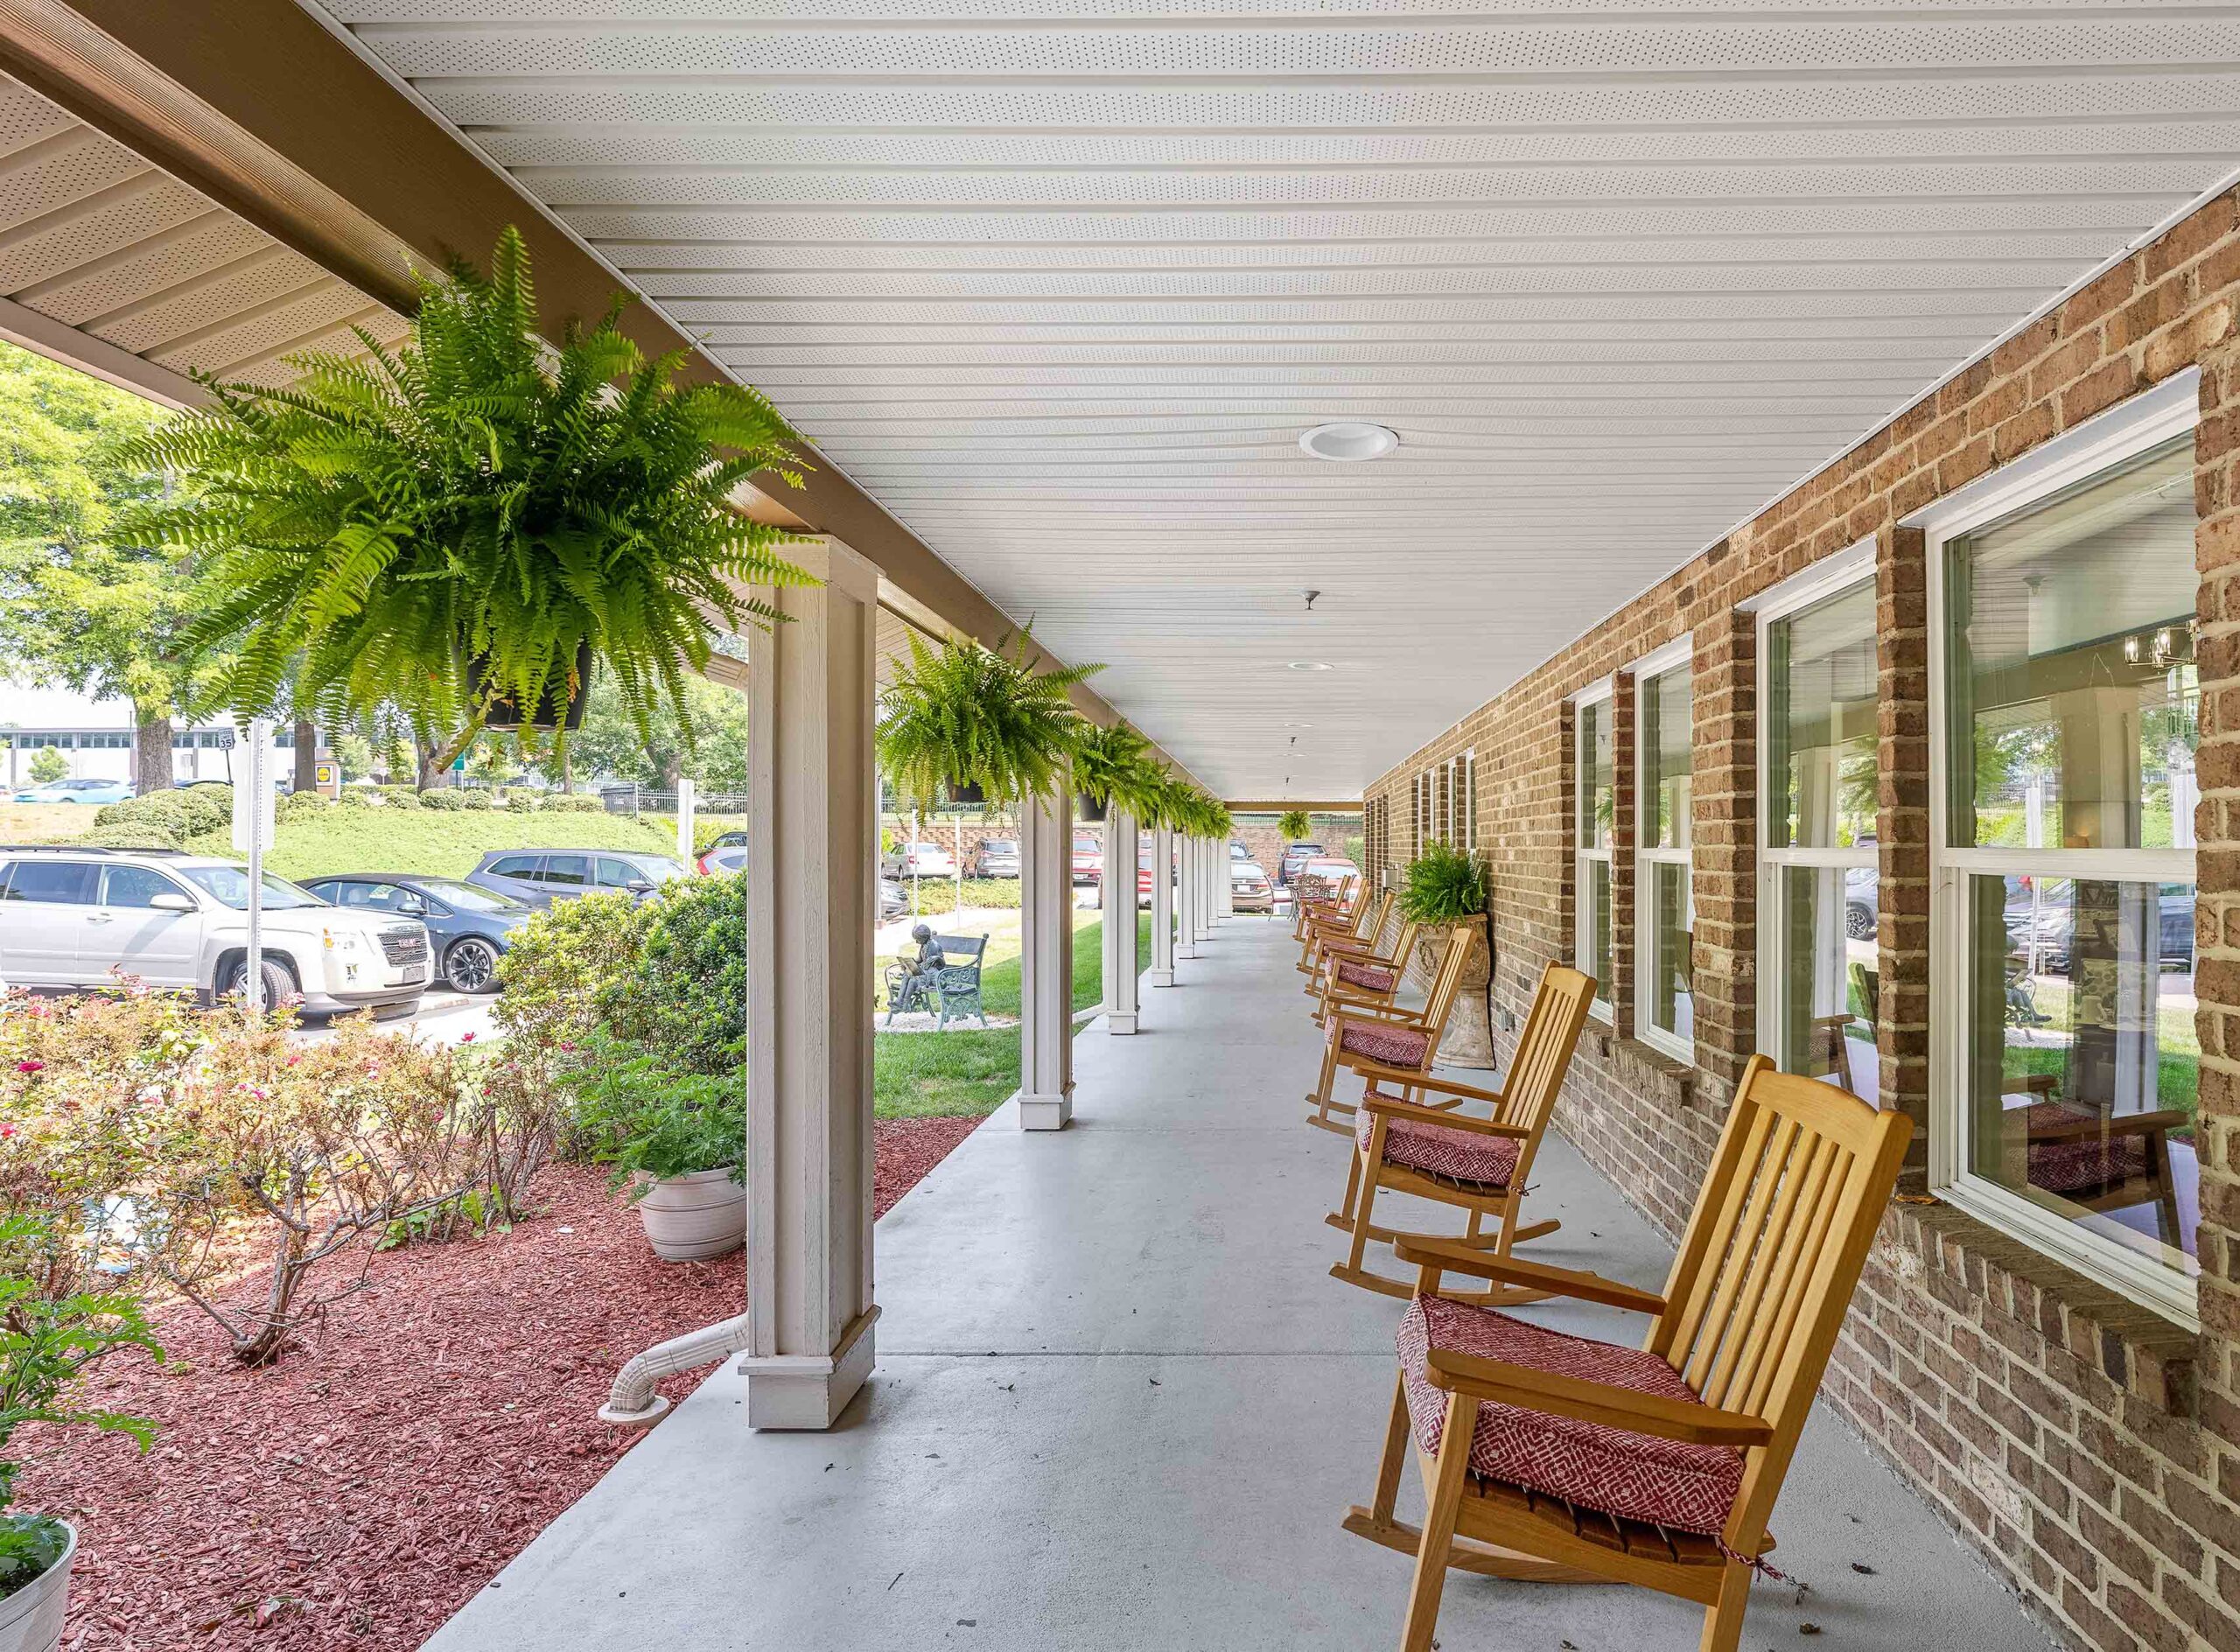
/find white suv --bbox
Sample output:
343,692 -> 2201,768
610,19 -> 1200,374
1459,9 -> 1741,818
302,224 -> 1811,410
0,848 -> 430,1016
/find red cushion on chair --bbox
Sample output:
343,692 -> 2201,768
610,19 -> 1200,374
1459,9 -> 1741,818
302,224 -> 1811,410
2021,1103 -> 2151,1193
1356,1096 -> 1520,1190
1396,1296 -> 1745,1536
1334,958 -> 1398,992
1332,1018 -> 1432,1068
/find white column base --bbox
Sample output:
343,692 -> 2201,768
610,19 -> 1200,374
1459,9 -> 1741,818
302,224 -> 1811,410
739,1310 -> 877,1430
1106,1008 -> 1138,1032
1017,1088 -> 1074,1130
1147,967 -> 1175,988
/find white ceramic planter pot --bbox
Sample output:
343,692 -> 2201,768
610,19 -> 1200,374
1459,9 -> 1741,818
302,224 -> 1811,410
0,1522 -> 74,1652
636,1168 -> 747,1262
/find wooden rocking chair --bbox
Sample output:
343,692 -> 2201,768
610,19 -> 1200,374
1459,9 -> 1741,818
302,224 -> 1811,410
1304,921 -> 1477,1136
1326,963 -> 1595,1301
1312,915 -> 1422,1026
1298,887 -> 1392,984
1292,871 -> 1357,940
1344,1054 -> 1909,1652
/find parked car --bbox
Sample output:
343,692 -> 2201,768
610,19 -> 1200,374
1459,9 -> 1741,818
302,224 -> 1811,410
1071,832 -> 1102,887
1278,842 -> 1326,886
299,873 -> 532,993
878,878 -> 909,924
697,844 -> 750,876
2000,878 -> 2195,974
0,846 -> 430,1014
973,836 -> 1021,878
704,830 -> 747,851
1292,856 -> 1361,898
466,849 -> 690,910
881,842 -> 957,879
10,776 -> 133,806
1230,859 -> 1274,913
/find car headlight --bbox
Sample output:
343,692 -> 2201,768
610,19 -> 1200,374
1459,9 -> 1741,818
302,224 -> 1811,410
321,927 -> 361,953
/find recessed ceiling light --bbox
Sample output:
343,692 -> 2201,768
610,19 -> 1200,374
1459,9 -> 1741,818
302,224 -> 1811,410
1299,421 -> 1398,462
1286,662 -> 1334,672
1283,721 -> 1314,728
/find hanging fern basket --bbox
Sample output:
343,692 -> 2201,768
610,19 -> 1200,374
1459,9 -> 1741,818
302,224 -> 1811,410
478,640 -> 596,733
1076,790 -> 1109,823
947,778 -> 986,808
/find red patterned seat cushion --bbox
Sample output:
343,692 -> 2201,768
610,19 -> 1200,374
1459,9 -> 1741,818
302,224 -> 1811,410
1334,958 -> 1398,993
1331,1018 -> 1432,1068
1396,1296 -> 1744,1536
1357,1094 -> 1520,1189
2022,1103 -> 2152,1193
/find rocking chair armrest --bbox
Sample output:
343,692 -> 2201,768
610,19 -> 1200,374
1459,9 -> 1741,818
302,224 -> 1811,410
1393,1236 -> 1669,1317
1327,1007 -> 1432,1040
1344,1061 -> 1506,1106
1322,985 -> 1411,1012
1418,1347 -> 1774,1449
1358,1092 -> 1530,1139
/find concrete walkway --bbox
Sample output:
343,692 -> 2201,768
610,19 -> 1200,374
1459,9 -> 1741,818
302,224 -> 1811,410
428,916 -> 2052,1652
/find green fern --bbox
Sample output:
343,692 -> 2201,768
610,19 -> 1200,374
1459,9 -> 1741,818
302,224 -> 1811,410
1072,720 -> 1167,818
1278,809 -> 1312,841
120,226 -> 814,766
876,626 -> 1101,808
1396,839 -> 1489,923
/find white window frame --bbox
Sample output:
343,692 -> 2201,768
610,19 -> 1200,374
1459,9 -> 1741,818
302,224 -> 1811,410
1574,679 -> 1615,1020
1916,369 -> 2202,1329
1633,638 -> 1696,1063
1754,542 -> 1880,1086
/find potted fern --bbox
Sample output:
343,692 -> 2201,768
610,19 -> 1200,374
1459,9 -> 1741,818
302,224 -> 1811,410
877,627 -> 1100,808
1396,839 -> 1496,1067
0,1219 -> 163,1652
126,227 -> 813,768
1278,808 -> 1312,843
1071,720 -> 1158,823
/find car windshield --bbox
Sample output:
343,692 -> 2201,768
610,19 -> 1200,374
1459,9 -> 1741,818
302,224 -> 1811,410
179,865 -> 326,910
635,858 -> 691,882
984,840 -> 1017,852
416,877 -> 525,913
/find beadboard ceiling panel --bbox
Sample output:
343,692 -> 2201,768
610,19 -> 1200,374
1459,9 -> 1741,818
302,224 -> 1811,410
304,2 -> 2240,797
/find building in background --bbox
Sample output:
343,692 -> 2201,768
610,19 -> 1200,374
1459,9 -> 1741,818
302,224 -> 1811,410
2,681 -> 288,790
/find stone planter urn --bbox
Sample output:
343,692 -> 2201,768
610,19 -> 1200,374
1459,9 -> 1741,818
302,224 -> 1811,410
635,1168 -> 748,1261
1410,911 -> 1495,1068
0,1522 -> 74,1652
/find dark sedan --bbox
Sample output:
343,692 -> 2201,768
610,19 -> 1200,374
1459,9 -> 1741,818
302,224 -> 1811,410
301,873 -> 536,993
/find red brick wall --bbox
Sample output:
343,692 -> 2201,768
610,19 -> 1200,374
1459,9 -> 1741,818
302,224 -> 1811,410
1368,191 -> 2240,1652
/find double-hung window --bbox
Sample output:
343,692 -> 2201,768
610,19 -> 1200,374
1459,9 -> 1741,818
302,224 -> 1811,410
1574,683 -> 1614,1016
1758,548 -> 1880,1102
1635,644 -> 1694,1059
1926,375 -> 2201,1324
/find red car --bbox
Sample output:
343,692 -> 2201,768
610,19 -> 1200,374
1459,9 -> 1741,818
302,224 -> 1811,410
1071,832 -> 1102,887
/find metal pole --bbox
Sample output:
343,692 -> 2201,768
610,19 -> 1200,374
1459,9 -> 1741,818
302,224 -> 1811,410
954,808 -> 963,916
245,718 -> 267,1015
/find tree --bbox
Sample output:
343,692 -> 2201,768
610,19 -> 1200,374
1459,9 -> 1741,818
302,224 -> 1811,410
570,671 -> 750,791
25,747 -> 66,786
0,341 -> 213,794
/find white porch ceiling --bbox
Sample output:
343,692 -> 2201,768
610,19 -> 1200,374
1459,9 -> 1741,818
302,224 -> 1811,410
302,5 -> 2240,794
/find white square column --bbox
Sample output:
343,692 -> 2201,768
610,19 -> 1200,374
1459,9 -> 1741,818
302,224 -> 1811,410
1198,837 -> 1218,930
1176,832 -> 1199,960
1218,832 -> 1235,918
1017,783 -> 1074,1129
1147,821 -> 1175,987
743,536 -> 878,1431
1101,804 -> 1140,1032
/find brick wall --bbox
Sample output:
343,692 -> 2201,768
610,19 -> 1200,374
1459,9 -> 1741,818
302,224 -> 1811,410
1367,191 -> 2240,1652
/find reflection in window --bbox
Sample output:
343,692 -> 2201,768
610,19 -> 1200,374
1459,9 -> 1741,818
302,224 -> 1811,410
1941,433 -> 2199,1284
1640,661 -> 1693,1052
1576,695 -> 1614,1012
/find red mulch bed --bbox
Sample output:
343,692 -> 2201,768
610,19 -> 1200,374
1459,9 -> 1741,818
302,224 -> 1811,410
25,1114 -> 986,1652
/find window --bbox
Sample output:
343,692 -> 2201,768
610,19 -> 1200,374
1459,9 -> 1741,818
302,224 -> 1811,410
488,855 -> 540,880
1929,386 -> 2201,1323
1635,647 -> 1694,1058
0,861 -> 95,905
1574,684 -> 1614,1015
598,857 -> 647,888
1759,556 -> 1881,1104
542,855 -> 592,887
99,864 -> 186,908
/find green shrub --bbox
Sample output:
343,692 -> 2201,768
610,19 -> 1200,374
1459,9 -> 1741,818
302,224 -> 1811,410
417,788 -> 465,811
542,794 -> 602,813
604,875 -> 750,1075
493,892 -> 648,1056
334,788 -> 374,808
1396,839 -> 1488,924
551,1032 -> 742,1194
457,790 -> 493,811
74,825 -> 182,850
279,790 -> 329,818
376,785 -> 422,809
94,785 -> 234,841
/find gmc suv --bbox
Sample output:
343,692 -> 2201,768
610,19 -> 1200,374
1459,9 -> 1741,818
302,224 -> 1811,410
0,847 -> 430,1016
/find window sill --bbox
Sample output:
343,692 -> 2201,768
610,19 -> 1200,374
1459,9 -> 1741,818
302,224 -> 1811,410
1585,1027 -> 1698,1105
1877,1195 -> 2199,1418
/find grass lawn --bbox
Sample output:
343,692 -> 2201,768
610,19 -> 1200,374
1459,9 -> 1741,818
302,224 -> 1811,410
872,910 -> 1152,1119
174,807 -> 688,881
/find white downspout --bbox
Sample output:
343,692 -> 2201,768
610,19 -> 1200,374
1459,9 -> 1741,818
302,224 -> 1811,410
598,1312 -> 752,1428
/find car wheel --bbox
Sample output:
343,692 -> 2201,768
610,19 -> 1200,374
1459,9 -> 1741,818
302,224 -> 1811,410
446,935 -> 502,994
1845,902 -> 1875,941
218,955 -> 296,1012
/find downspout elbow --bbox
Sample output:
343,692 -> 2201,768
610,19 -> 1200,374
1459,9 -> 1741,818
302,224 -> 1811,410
599,1311 -> 753,1430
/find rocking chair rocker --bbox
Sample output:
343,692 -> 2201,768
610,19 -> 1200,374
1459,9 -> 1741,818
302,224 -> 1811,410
1304,920 -> 1478,1136
1327,962 -> 1594,1301
1344,1054 -> 1909,1652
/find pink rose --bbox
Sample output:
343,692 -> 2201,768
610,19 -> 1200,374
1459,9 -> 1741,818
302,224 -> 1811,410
14,1060 -> 40,1074
459,1032 -> 476,1044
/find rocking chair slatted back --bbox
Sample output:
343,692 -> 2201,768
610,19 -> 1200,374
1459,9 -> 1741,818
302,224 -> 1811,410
1493,964 -> 1595,1148
1647,1056 -> 1909,1547
1304,888 -> 1392,972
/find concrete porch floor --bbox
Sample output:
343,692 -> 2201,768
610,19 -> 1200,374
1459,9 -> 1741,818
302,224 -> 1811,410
428,918 -> 2054,1652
